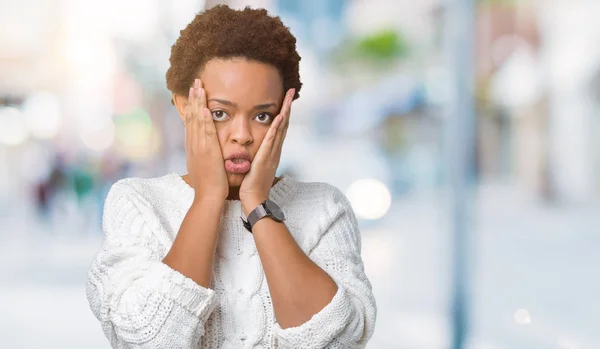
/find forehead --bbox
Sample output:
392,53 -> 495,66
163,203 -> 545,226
199,58 -> 283,104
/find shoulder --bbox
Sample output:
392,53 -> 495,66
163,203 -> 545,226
101,173 -> 184,244
105,173 -> 184,208
280,177 -> 358,252
102,173 -> 186,230
284,177 -> 352,215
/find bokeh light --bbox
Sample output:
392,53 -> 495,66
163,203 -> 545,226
346,178 -> 392,220
514,309 -> 532,325
22,92 -> 63,140
113,108 -> 157,159
0,107 -> 29,146
80,120 -> 116,153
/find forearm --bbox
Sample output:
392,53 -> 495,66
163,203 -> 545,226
162,198 -> 224,287
240,188 -> 377,348
250,217 -> 338,329
88,258 -> 217,347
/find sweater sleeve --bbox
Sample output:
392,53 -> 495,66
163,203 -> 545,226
86,182 -> 219,348
273,186 -> 377,349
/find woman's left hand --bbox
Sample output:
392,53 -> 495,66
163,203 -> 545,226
240,88 -> 295,214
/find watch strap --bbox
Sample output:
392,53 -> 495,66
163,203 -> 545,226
241,201 -> 269,233
248,203 -> 268,228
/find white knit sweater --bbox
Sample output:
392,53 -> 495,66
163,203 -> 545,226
86,172 -> 377,349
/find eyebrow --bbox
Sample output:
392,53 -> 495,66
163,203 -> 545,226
208,98 -> 277,110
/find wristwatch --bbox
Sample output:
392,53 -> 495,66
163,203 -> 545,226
241,199 -> 285,232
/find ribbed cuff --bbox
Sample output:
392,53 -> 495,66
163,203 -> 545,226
150,262 -> 219,322
274,285 -> 352,348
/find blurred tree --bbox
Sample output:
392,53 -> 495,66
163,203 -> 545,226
331,28 -> 410,72
355,29 -> 409,62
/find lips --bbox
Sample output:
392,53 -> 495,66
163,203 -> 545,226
225,151 -> 251,174
226,151 -> 251,162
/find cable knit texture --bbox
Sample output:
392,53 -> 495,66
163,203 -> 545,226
86,173 -> 377,348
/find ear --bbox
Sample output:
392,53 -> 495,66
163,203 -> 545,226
173,93 -> 188,124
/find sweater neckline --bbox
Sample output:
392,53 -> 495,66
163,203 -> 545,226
168,172 -> 295,218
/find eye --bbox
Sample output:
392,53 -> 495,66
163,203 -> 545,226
211,110 -> 229,122
255,112 -> 274,124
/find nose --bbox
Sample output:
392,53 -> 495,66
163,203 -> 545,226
229,115 -> 253,146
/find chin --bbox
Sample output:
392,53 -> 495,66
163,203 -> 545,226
226,173 -> 245,187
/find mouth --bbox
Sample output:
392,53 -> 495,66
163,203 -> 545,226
226,152 -> 251,161
225,152 -> 252,174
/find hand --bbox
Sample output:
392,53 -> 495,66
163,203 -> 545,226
240,88 -> 295,214
184,79 -> 229,202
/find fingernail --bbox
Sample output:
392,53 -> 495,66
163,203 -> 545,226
194,79 -> 199,88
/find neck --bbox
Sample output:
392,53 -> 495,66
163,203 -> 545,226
180,174 -> 282,201
227,186 -> 241,201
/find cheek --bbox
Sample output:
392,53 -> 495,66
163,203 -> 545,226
253,126 -> 270,145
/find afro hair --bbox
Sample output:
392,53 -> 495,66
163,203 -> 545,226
166,5 -> 302,102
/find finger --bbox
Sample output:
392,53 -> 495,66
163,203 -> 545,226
279,88 -> 294,120
273,89 -> 293,136
203,107 -> 218,140
278,88 -> 294,137
256,113 -> 283,161
183,101 -> 189,149
184,87 -> 193,124
186,82 -> 206,153
184,90 -> 197,153
197,79 -> 207,113
193,79 -> 205,121
195,81 -> 215,142
271,89 -> 294,158
189,81 -> 201,124
281,88 -> 294,133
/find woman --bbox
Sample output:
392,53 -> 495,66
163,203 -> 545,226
86,5 -> 376,349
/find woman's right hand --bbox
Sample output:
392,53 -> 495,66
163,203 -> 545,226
184,78 -> 229,202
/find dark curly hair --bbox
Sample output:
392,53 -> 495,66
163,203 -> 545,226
166,5 -> 302,103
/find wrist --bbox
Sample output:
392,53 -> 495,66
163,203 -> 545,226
241,196 -> 268,217
192,195 -> 226,209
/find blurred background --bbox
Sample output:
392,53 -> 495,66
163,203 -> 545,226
1,0 -> 599,348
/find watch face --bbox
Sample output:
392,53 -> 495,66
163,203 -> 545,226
265,200 -> 285,222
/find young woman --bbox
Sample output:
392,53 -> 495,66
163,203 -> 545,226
86,5 -> 376,348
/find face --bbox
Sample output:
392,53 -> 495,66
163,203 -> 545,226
177,58 -> 284,187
